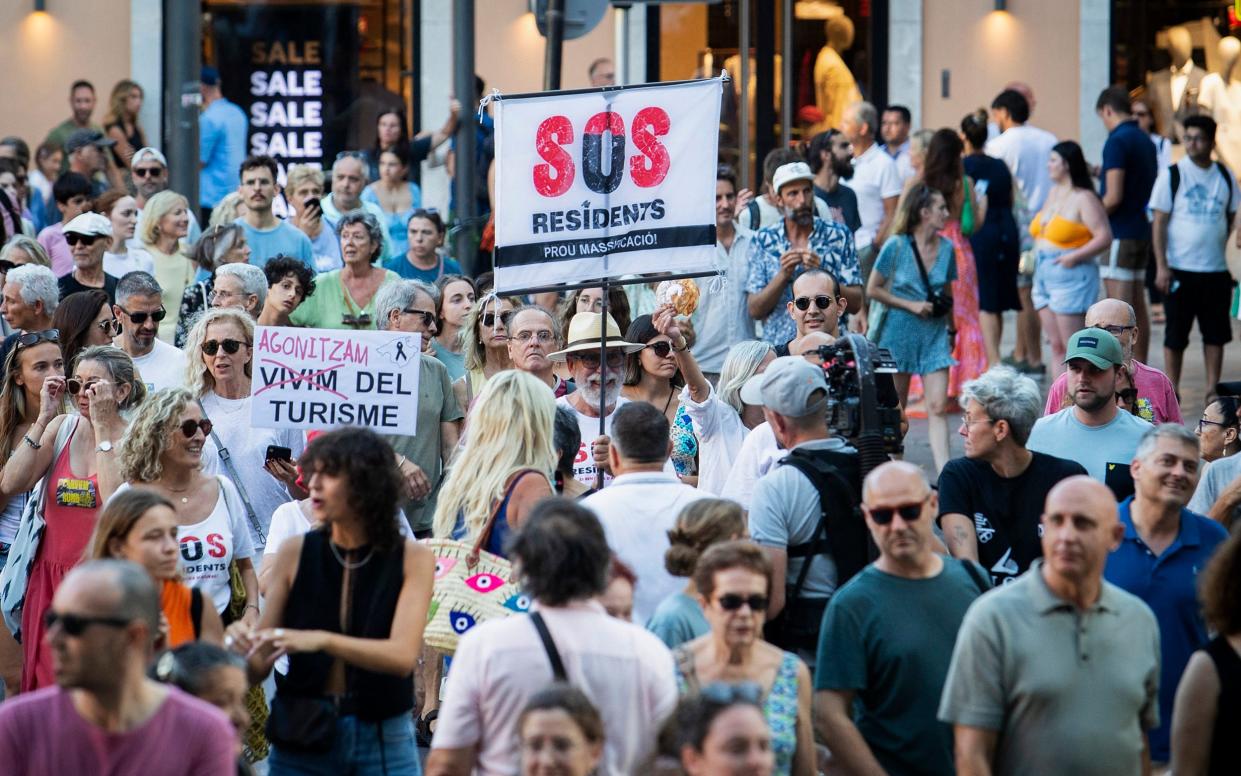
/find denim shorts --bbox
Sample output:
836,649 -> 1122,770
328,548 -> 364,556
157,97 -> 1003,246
269,713 -> 420,776
1032,247 -> 1100,314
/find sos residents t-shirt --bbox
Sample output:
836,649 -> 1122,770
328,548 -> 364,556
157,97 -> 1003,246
555,395 -> 676,486
936,453 -> 1086,585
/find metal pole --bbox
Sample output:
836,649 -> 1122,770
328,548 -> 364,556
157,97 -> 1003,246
163,0 -> 200,212
781,0 -> 793,149
544,0 -> 566,91
596,282 -> 610,489
739,0 -> 751,192
453,0 -> 478,275
614,4 -> 630,86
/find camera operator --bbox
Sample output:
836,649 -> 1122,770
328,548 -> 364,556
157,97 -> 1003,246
743,356 -> 865,672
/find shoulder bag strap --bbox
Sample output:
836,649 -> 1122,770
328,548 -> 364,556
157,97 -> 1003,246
959,558 -> 990,595
908,236 -> 937,302
197,400 -> 266,546
469,469 -> 538,566
529,611 -> 568,682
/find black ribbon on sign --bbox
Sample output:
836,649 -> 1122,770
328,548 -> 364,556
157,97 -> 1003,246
394,340 -> 407,362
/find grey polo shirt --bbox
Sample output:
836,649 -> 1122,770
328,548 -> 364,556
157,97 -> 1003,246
938,561 -> 1160,776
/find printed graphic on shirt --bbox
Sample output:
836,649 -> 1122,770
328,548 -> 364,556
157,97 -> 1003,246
990,548 -> 1019,582
1182,182 -> 1226,224
179,532 -> 231,579
55,478 -> 98,509
973,513 -> 995,544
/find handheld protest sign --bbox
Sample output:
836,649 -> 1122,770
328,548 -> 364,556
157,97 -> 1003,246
492,77 -> 724,295
249,326 -> 422,433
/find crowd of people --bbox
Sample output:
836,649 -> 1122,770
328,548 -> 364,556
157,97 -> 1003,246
0,68 -> 1237,776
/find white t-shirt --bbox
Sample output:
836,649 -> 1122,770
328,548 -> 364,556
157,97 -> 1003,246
679,384 -> 748,497
129,338 -> 188,394
984,124 -> 1059,214
720,422 -> 783,509
843,143 -> 903,249
103,249 -> 155,278
1148,157 -> 1237,273
555,395 -> 676,487
198,392 -> 303,555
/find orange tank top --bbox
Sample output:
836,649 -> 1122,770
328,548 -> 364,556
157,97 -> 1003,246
161,579 -> 199,647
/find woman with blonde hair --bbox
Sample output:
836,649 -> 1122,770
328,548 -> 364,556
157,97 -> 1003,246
116,387 -> 258,635
207,191 -> 247,233
0,235 -> 52,269
284,164 -> 340,272
646,499 -> 747,648
137,190 -> 195,342
452,292 -> 516,410
103,79 -> 147,169
84,487 -> 225,647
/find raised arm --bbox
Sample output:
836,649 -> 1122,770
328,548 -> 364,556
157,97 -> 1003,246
653,305 -> 709,403
0,376 -> 67,497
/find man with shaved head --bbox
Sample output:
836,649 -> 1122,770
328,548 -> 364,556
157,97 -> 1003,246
0,560 -> 236,772
816,462 -> 988,776
940,476 -> 1161,776
1043,298 -> 1181,424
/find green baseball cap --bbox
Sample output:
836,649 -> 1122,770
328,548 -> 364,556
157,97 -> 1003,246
1064,327 -> 1124,369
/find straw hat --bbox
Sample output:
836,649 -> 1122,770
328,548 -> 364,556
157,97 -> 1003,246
549,312 -> 644,362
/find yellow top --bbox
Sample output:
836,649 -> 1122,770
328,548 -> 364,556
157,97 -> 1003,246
1030,213 -> 1092,249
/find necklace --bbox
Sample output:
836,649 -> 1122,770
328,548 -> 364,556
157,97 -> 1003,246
330,541 -> 376,570
165,482 -> 192,505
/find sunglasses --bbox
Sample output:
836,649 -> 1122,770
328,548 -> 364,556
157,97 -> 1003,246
66,377 -> 103,395
342,312 -> 372,328
699,681 -> 763,705
65,233 -> 102,247
0,259 -> 17,273
403,309 -> 437,328
868,501 -> 926,525
179,418 -> 214,438
117,306 -> 166,325
794,295 -> 835,311
44,610 -> 131,637
646,341 -> 674,358
481,310 -> 514,328
572,350 -> 626,369
15,329 -> 59,348
716,593 -> 769,612
97,318 -> 120,336
201,338 -> 247,356
132,166 -> 163,178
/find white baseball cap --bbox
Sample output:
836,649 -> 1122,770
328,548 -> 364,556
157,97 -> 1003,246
772,161 -> 815,194
131,147 -> 168,168
63,212 -> 113,238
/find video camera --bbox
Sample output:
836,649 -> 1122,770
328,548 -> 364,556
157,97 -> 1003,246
815,333 -> 904,471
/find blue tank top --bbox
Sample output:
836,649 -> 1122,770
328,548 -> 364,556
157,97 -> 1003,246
450,470 -> 542,558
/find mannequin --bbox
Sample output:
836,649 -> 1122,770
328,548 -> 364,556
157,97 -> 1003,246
1146,25 -> 1207,142
1199,37 -> 1241,172
813,13 -> 862,133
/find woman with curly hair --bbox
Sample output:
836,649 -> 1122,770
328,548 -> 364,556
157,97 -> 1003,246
1,343 -> 142,691
258,255 -> 316,327
452,291 -> 516,410
115,386 -> 258,631
184,308 -> 302,555
84,487 -> 225,647
234,427 -> 434,772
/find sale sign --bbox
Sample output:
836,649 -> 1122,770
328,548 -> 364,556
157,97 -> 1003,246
249,326 -> 422,433
493,78 -> 724,293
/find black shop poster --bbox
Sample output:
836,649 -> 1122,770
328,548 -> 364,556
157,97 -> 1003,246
207,4 -> 360,174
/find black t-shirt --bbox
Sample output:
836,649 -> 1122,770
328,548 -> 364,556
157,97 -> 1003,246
58,273 -> 119,305
815,184 -> 862,234
936,452 -> 1086,586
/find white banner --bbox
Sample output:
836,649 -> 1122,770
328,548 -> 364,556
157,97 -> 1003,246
249,326 -> 422,433
493,78 -> 723,293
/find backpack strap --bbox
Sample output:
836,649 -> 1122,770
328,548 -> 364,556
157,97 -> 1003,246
746,199 -> 761,230
529,611 -> 568,682
1169,163 -> 1181,201
959,558 -> 990,595
776,449 -> 865,605
1217,161 -> 1236,226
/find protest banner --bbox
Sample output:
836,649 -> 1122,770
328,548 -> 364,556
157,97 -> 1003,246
249,326 -> 422,433
492,77 -> 724,294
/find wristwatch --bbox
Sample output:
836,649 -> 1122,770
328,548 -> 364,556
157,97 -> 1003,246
96,440 -> 114,453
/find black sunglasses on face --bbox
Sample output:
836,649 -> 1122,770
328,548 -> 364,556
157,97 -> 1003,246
44,610 -> 131,636
646,341 -> 674,358
15,329 -> 58,348
179,419 -> 213,438
65,233 -> 102,247
117,306 -> 166,325
342,312 -> 372,328
132,167 -> 163,178
794,295 -> 834,311
0,260 -> 16,273
481,310 -> 514,328
716,593 -> 769,612
403,309 -> 437,328
868,501 -> 926,525
201,338 -> 247,356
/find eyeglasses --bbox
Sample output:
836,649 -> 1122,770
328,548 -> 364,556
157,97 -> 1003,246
715,593 -> 769,612
513,330 -> 555,344
65,233 -> 102,247
96,318 -> 120,336
793,295 -> 835,311
342,312 -> 372,328
179,418 -> 214,438
959,415 -> 996,429
867,500 -> 927,525
15,330 -> 59,349
117,306 -> 166,325
699,682 -> 763,706
131,166 -> 163,178
201,338 -> 247,356
481,310 -> 514,328
402,309 -> 437,328
207,288 -> 240,304
1197,417 -> 1234,432
645,341 -> 674,358
571,350 -> 626,369
44,610 -> 131,636
66,377 -> 102,395
1099,324 -> 1135,336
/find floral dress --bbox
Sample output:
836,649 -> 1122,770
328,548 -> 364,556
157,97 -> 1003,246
670,404 -> 698,478
674,647 -> 801,776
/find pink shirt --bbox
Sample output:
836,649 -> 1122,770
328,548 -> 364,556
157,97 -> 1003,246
0,685 -> 237,775
36,223 -> 73,277
433,600 -> 678,776
1044,359 -> 1182,425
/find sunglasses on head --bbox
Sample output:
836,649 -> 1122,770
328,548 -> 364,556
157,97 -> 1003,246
403,309 -> 437,328
646,341 -> 674,358
716,593 -> 769,612
794,295 -> 835,311
201,338 -> 247,356
44,610 -> 130,636
868,501 -> 926,525
15,329 -> 58,349
179,418 -> 213,438
65,233 -> 102,247
342,312 -> 372,328
66,377 -> 103,395
132,166 -> 163,178
117,306 -> 166,325
481,310 -> 514,329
